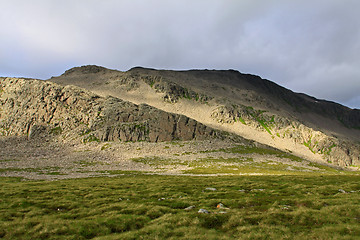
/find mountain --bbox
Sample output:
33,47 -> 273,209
49,65 -> 360,168
0,65 -> 359,178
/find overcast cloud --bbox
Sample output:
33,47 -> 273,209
1,0 -> 359,108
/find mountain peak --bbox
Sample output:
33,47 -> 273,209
62,65 -> 110,76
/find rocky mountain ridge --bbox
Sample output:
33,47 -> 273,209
49,65 -> 360,168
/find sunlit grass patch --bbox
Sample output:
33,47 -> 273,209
131,143 -> 358,175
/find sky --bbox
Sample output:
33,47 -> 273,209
1,0 -> 359,109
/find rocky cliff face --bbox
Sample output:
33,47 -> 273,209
0,77 -> 220,143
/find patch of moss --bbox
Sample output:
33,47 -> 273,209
270,115 -> 275,123
168,141 -> 185,147
182,88 -> 192,100
0,159 -> 20,163
101,143 -> 111,150
148,79 -> 155,87
100,170 -> 146,175
303,136 -> 316,154
238,117 -> 246,125
246,107 -> 273,135
246,106 -> 254,111
194,93 -> 199,101
83,134 -> 100,143
256,117 -> 272,135
324,144 -> 336,155
46,172 -> 67,176
134,123 -> 147,132
50,126 -> 62,135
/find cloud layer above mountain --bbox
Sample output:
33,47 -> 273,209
1,0 -> 359,108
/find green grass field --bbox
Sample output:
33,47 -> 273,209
1,174 -> 359,239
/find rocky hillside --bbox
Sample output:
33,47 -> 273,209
0,77 -> 228,143
49,65 -> 360,168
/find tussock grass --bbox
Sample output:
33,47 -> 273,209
0,175 -> 359,239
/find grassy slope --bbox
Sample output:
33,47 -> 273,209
130,145 -> 348,175
1,174 -> 359,239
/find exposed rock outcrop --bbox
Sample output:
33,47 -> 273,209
0,77 -> 219,142
211,104 -> 360,167
138,74 -> 211,103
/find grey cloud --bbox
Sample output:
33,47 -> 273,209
0,0 -> 359,108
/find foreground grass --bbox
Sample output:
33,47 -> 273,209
0,175 -> 359,239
